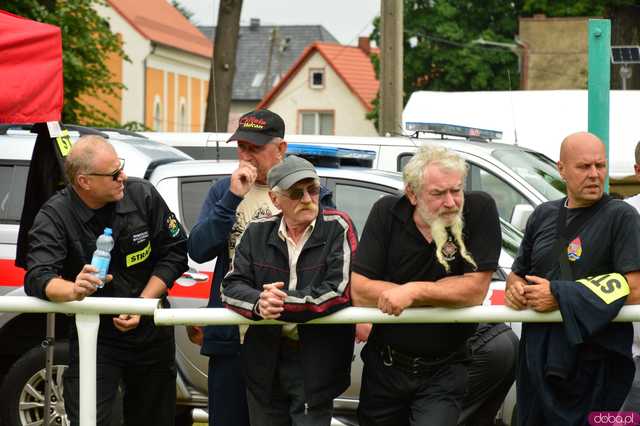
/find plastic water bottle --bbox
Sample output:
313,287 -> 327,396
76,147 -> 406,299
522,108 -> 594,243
91,228 -> 114,288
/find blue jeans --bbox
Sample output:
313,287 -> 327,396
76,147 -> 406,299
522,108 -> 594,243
208,354 -> 250,426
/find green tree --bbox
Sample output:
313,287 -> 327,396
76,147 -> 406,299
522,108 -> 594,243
171,0 -> 194,22
521,0 -> 637,16
3,0 -> 127,126
368,0 -> 521,130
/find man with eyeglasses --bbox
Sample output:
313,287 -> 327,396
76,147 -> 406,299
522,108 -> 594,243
24,135 -> 188,426
221,155 -> 356,425
187,109 -> 336,426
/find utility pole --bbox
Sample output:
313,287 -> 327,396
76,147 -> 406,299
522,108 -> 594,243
204,0 -> 243,132
379,0 -> 403,136
263,28 -> 278,95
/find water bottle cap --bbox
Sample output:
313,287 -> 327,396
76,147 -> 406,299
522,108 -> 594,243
104,228 -> 113,236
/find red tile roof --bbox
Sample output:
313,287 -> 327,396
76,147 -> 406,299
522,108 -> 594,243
108,0 -> 212,58
258,42 -> 379,111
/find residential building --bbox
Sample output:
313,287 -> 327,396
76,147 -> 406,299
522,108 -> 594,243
519,13 -> 640,90
518,15 -> 589,90
199,19 -> 337,131
88,0 -> 212,130
257,38 -> 379,137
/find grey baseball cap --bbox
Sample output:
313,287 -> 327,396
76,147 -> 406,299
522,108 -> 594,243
267,155 -> 318,190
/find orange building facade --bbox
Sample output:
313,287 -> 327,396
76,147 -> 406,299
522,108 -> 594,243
92,0 -> 212,131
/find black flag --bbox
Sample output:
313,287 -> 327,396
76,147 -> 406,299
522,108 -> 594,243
15,122 -> 69,269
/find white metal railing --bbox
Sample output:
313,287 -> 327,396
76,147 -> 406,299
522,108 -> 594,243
4,298 -> 640,426
0,297 -> 159,426
154,304 -> 640,326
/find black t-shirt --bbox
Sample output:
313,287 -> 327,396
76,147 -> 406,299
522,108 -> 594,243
512,198 -> 640,280
353,192 -> 501,356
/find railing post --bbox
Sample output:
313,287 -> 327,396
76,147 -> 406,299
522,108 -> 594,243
75,313 -> 100,426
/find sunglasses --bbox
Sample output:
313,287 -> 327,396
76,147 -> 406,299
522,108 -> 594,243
85,158 -> 125,181
281,185 -> 321,200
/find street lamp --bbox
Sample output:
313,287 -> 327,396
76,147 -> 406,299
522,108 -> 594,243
611,45 -> 640,90
471,37 -> 526,73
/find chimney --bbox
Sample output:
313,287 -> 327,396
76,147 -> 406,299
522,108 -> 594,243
358,36 -> 371,55
250,18 -> 260,30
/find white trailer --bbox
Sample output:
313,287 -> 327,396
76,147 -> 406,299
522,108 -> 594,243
402,90 -> 640,179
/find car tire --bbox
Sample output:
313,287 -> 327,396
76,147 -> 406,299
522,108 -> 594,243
0,342 -> 70,426
0,342 -> 126,426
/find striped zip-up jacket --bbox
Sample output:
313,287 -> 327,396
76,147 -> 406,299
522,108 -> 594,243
221,208 -> 357,406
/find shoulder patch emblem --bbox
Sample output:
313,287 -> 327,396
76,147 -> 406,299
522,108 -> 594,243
442,237 -> 457,261
567,236 -> 582,262
166,213 -> 180,238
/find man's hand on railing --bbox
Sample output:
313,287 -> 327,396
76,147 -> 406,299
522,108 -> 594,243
377,285 -> 415,316
505,272 -> 527,311
257,282 -> 287,319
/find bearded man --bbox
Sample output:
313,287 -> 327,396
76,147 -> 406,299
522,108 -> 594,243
351,145 -> 502,426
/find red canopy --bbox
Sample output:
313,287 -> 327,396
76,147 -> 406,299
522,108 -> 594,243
0,9 -> 63,123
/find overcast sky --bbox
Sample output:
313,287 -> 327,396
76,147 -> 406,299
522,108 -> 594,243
177,0 -> 381,45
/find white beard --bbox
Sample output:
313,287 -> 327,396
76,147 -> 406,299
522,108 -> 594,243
416,201 -> 477,272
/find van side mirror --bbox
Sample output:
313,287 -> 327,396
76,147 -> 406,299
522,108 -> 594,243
511,204 -> 534,232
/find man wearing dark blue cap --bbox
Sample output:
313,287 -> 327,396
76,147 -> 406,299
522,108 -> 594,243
187,110 -> 334,426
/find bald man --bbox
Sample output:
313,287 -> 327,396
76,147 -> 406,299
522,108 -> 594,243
505,132 -> 640,425
24,135 -> 188,426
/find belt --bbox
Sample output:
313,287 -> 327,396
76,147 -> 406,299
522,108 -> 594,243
280,337 -> 301,351
377,344 -> 468,376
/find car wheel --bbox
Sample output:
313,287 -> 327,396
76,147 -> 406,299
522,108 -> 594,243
0,343 -> 70,426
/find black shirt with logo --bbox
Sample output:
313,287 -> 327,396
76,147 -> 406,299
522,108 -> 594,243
353,192 -> 501,356
512,198 -> 640,280
25,178 -> 188,350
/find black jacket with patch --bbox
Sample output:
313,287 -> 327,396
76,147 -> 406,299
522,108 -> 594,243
25,178 -> 188,349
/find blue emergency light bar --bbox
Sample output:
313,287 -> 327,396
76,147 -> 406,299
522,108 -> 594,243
405,122 -> 503,141
286,144 -> 376,168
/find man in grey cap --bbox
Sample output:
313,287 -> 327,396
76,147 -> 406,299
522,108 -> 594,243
221,155 -> 357,426
188,110 -> 334,426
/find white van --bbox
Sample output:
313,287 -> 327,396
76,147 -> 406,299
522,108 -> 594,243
143,123 -> 566,231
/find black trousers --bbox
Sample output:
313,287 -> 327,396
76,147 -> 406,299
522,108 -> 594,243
357,343 -> 468,426
63,339 -> 176,426
246,343 -> 333,426
459,324 -> 519,426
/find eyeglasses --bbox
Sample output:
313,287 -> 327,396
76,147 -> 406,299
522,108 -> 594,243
280,185 -> 321,200
85,158 -> 125,181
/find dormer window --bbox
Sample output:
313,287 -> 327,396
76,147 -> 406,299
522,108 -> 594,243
309,68 -> 325,89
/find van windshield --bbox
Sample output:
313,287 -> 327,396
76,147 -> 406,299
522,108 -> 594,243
492,149 -> 566,200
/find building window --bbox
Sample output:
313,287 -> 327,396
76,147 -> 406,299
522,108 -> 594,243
153,100 -> 162,131
309,69 -> 325,89
178,99 -> 187,132
300,111 -> 334,135
252,72 -> 265,88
